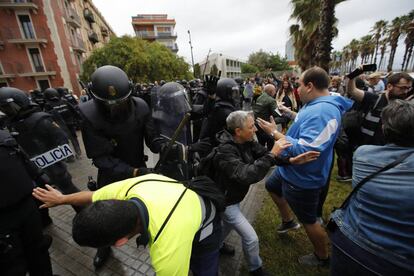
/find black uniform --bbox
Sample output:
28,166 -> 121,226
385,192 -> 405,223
79,97 -> 164,187
199,100 -> 236,147
0,130 -> 53,276
7,109 -> 82,212
44,97 -> 82,156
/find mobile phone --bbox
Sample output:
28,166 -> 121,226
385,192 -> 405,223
346,64 -> 377,80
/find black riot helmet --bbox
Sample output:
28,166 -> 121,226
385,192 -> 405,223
89,65 -> 133,122
56,87 -> 69,97
215,78 -> 240,105
44,88 -> 61,101
156,82 -> 191,115
0,87 -> 30,118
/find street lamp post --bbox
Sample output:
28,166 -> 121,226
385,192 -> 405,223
188,30 -> 195,78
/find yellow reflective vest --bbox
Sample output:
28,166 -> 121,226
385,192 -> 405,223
92,173 -> 203,275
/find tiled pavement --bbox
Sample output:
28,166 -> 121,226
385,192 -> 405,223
45,133 -> 267,275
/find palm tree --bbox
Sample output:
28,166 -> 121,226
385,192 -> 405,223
370,20 -> 388,65
386,17 -> 403,72
348,39 -> 360,69
315,0 -> 338,71
358,35 -> 375,63
401,10 -> 414,71
378,38 -> 388,70
289,0 -> 320,71
403,19 -> 414,71
341,45 -> 351,73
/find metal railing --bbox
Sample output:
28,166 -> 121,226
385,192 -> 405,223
65,6 -> 81,27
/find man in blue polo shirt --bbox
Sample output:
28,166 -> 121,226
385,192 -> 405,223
257,66 -> 353,267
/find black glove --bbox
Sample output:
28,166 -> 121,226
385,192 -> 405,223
189,141 -> 211,153
203,72 -> 221,95
138,167 -> 154,176
160,143 -> 181,161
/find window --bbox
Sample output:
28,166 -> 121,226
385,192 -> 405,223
0,81 -> 8,88
18,15 -> 35,39
28,48 -> 44,72
37,79 -> 50,91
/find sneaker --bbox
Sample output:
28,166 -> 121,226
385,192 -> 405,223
336,176 -> 352,182
276,220 -> 300,234
250,266 -> 270,276
298,252 -> 330,267
219,243 -> 235,256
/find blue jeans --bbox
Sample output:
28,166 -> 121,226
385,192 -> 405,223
330,229 -> 413,276
221,204 -> 262,271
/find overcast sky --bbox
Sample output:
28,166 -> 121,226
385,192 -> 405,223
93,0 -> 413,69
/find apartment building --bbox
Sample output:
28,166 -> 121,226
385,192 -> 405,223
0,0 -> 114,95
132,14 -> 178,53
198,52 -> 244,78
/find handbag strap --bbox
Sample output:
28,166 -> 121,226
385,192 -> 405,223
153,187 -> 187,243
340,151 -> 412,209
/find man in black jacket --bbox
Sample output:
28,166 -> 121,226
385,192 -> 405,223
212,110 -> 319,276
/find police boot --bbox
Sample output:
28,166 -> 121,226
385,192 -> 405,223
93,247 -> 111,269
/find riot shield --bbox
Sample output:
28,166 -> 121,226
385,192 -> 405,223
152,82 -> 193,180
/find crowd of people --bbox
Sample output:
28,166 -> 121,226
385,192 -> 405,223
0,63 -> 413,276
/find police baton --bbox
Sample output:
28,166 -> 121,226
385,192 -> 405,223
154,112 -> 191,173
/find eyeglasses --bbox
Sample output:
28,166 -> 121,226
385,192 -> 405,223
394,85 -> 412,91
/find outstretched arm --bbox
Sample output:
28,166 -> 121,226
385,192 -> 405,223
33,184 -> 93,208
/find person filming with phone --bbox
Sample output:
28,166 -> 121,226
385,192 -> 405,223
346,66 -> 413,146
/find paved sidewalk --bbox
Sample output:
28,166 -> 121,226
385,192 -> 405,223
45,133 -> 266,276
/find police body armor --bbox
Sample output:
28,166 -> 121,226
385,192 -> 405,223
8,112 -> 64,157
79,97 -> 153,185
0,130 -> 33,209
152,82 -> 192,180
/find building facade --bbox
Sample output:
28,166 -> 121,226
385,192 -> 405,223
198,52 -> 244,78
132,14 -> 178,53
0,0 -> 114,96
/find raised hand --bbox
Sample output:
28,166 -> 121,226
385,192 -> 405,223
270,138 -> 292,156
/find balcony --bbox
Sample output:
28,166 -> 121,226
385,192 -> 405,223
135,30 -> 156,39
65,6 -> 81,28
88,31 -> 99,44
17,61 -> 56,78
72,35 -> 85,53
157,32 -> 177,38
5,27 -> 47,47
0,0 -> 38,13
166,43 -> 178,53
83,8 -> 95,23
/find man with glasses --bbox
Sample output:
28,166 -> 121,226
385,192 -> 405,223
347,72 -> 413,146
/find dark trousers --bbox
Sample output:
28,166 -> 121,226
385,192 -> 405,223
0,197 -> 53,276
190,249 -> 219,276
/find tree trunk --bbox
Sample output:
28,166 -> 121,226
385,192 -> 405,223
404,44 -> 413,71
401,44 -> 409,71
315,0 -> 335,72
387,46 -> 397,72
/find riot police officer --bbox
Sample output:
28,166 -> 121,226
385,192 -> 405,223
199,78 -> 240,147
29,89 -> 46,110
43,88 -> 82,157
56,87 -> 79,107
0,87 -> 82,215
78,65 -> 165,269
153,82 -> 192,180
0,129 -> 53,276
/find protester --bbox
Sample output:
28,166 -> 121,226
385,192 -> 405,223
212,110 -> 319,275
329,100 -> 414,275
347,71 -> 413,146
33,173 -> 222,276
366,72 -> 385,94
258,66 -> 353,266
